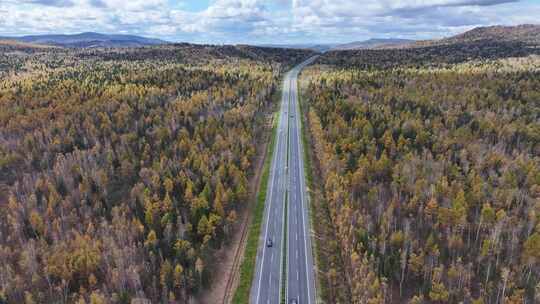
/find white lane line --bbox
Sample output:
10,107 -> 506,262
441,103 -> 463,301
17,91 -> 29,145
269,275 -> 272,299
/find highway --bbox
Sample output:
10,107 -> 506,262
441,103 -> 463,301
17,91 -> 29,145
250,56 -> 318,304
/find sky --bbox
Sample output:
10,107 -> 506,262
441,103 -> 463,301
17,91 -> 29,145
0,0 -> 539,44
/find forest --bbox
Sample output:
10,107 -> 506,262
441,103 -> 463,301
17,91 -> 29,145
0,43 -> 313,303
302,51 -> 540,303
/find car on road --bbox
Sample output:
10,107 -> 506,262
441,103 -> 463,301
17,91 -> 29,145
266,238 -> 273,247
289,298 -> 297,304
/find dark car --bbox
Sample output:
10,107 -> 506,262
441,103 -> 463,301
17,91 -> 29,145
266,238 -> 273,247
289,299 -> 297,304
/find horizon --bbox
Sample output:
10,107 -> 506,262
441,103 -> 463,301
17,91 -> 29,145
1,0 -> 540,45
2,24 -> 538,47
0,31 -> 421,46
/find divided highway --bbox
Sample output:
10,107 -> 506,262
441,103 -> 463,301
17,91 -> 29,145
250,56 -> 318,304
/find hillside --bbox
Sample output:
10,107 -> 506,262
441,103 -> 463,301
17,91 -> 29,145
0,39 -> 57,51
414,24 -> 540,47
317,24 -> 540,69
0,41 -> 63,76
318,40 -> 540,69
1,32 -> 167,48
444,24 -> 540,43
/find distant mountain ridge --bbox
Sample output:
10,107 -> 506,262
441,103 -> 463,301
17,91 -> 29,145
3,24 -> 538,50
259,39 -> 415,52
0,32 -> 167,48
332,38 -> 415,50
259,44 -> 337,52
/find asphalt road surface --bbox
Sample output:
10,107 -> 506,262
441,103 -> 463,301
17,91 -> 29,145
250,56 -> 318,304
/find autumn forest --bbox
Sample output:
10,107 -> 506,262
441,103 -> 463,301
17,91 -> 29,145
0,43 -> 313,303
301,41 -> 540,303
1,24 -> 540,304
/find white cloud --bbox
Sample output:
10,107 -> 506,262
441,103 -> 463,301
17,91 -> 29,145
95,0 -> 168,11
0,0 -> 537,44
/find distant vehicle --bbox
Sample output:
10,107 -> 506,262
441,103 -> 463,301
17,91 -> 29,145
266,238 -> 273,247
289,299 -> 298,304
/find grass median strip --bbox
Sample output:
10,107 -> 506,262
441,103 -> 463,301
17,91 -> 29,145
232,92 -> 281,304
282,90 -> 291,304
